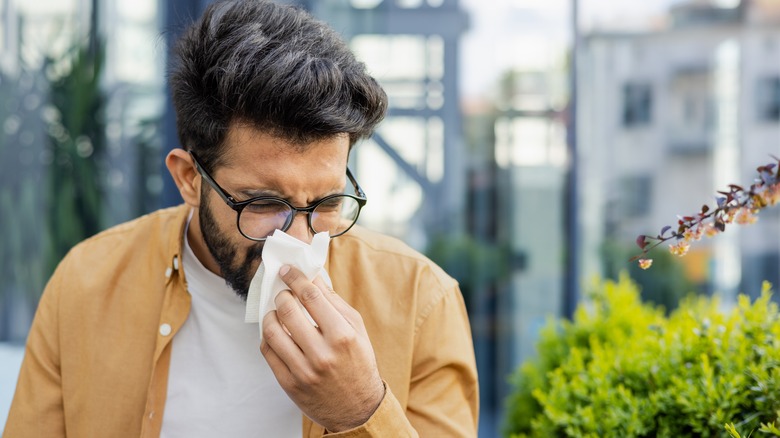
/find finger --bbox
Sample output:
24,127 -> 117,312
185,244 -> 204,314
279,265 -> 347,331
260,339 -> 294,389
274,289 -> 321,354
262,310 -> 309,376
313,276 -> 363,329
313,275 -> 337,295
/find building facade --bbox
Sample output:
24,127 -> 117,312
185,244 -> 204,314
579,0 -> 780,300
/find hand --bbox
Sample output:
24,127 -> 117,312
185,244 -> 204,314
260,265 -> 385,432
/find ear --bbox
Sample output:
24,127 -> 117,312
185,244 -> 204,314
166,148 -> 201,208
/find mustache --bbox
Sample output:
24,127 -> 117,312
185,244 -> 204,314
247,241 -> 264,260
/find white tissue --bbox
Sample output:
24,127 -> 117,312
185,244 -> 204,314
244,230 -> 332,327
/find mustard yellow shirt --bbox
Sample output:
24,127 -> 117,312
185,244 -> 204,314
4,205 -> 478,437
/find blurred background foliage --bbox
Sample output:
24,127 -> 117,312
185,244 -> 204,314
0,37 -> 106,339
426,233 -> 511,312
44,40 -> 106,281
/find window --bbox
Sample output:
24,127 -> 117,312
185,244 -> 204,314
756,76 -> 780,122
622,82 -> 653,127
668,69 -> 713,154
620,175 -> 652,217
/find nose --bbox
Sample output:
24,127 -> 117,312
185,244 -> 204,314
285,211 -> 314,243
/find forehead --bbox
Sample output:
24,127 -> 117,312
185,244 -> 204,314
212,123 -> 350,199
219,123 -> 349,167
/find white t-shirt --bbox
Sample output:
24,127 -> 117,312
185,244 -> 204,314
161,229 -> 301,437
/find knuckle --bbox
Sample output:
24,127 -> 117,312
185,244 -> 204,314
296,369 -> 320,387
311,352 -> 336,373
332,331 -> 357,349
276,300 -> 298,319
299,285 -> 322,305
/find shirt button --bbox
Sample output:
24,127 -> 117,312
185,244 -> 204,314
159,323 -> 172,337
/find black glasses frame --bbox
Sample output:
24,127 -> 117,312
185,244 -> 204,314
190,151 -> 367,241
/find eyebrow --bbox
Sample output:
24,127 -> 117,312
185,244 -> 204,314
237,188 -> 286,199
236,186 -> 346,204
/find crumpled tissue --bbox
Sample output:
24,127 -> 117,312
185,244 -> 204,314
244,230 -> 332,328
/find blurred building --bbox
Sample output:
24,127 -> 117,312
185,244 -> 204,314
307,0 -> 469,249
579,0 -> 780,300
0,0 -> 164,340
457,10 -> 571,433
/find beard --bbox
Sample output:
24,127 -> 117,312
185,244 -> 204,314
199,192 -> 264,300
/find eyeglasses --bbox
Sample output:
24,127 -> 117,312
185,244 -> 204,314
190,151 -> 367,241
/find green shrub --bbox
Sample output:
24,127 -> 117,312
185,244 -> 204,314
504,275 -> 780,437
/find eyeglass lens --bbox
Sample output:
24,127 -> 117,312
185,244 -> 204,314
237,195 -> 360,239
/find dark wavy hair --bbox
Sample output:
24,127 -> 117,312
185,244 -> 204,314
169,0 -> 387,171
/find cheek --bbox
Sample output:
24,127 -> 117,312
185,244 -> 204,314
221,217 -> 253,253
219,213 -> 239,238
205,191 -> 239,236
219,210 -> 264,257
202,195 -> 242,247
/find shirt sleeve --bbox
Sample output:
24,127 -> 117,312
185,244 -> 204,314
3,260 -> 68,437
322,383 -> 416,437
405,285 -> 479,436
323,285 -> 479,437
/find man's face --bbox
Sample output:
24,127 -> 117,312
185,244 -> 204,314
197,124 -> 350,299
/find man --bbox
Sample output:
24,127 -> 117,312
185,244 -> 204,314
4,1 -> 478,436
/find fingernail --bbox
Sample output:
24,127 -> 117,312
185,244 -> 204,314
279,265 -> 290,276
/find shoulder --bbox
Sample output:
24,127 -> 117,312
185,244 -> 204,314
54,205 -> 189,296
334,225 -> 457,290
328,226 -> 460,328
74,205 -> 186,252
66,205 -> 187,261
